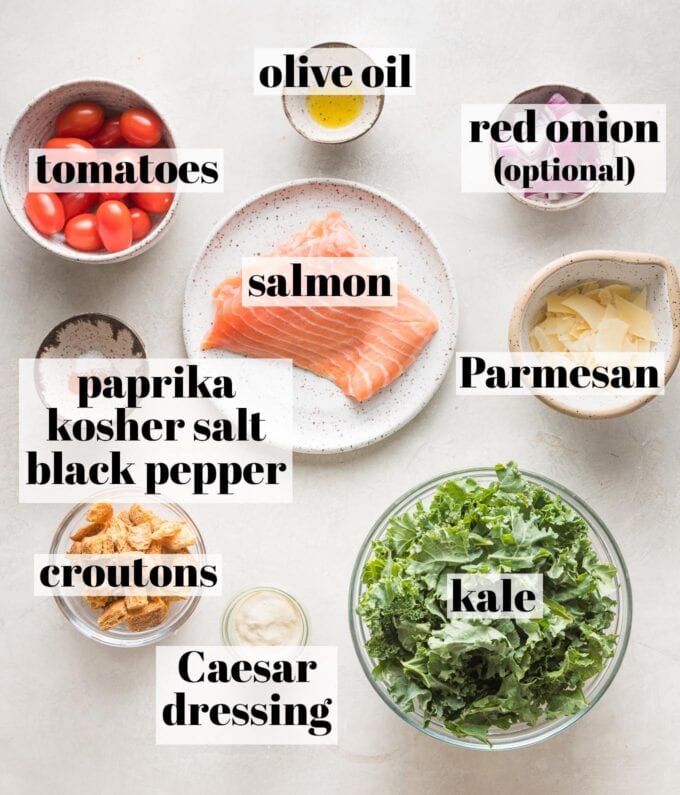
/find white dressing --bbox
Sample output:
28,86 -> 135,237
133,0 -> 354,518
226,589 -> 306,646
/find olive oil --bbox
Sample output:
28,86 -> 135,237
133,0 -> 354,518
306,94 -> 364,128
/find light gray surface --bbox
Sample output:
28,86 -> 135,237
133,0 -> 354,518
0,1 -> 678,793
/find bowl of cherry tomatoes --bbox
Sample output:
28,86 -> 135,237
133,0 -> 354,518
0,78 -> 179,263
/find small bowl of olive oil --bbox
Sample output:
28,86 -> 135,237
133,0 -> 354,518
282,42 -> 384,144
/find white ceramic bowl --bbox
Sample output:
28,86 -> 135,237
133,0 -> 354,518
282,43 -> 384,144
508,250 -> 680,418
0,78 -> 180,263
501,84 -> 603,213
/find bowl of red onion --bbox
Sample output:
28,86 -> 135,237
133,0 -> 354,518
496,84 -> 606,212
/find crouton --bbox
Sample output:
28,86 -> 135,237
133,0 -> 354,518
85,595 -> 112,609
125,594 -> 148,612
124,597 -> 168,632
126,521 -> 152,551
129,503 -> 153,525
162,523 -> 198,552
98,599 -> 128,630
81,529 -> 115,555
150,520 -> 183,541
69,522 -> 102,542
86,502 -> 114,526
108,516 -> 130,552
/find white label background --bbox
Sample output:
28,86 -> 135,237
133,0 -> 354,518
156,646 -> 338,745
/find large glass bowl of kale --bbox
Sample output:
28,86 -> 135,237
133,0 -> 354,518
349,462 -> 631,749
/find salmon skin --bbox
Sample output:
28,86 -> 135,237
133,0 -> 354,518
202,211 -> 439,402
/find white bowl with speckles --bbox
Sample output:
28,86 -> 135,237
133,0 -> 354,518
0,78 -> 180,263
508,250 -> 680,418
282,43 -> 384,144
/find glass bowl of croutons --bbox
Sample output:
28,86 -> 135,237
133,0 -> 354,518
50,490 -> 206,647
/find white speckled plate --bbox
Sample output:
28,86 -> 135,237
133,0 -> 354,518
183,179 -> 457,454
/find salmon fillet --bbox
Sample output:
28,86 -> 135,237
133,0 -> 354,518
202,211 -> 439,402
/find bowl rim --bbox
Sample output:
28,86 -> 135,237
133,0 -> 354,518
348,466 -> 633,750
0,76 -> 180,264
281,42 -> 385,144
507,249 -> 680,418
49,487 -> 204,647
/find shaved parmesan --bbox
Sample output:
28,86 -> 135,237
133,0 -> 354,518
609,283 -> 635,299
546,294 -> 575,314
602,303 -> 618,322
613,294 -> 658,341
633,287 -> 647,308
592,287 -> 612,306
595,318 -> 629,351
531,280 -> 657,354
533,325 -> 563,352
561,294 -> 606,329
541,316 -> 574,335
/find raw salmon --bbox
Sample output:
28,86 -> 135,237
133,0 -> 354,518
202,211 -> 439,401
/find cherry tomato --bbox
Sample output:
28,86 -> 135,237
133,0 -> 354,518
59,192 -> 98,220
64,213 -> 103,251
131,190 -> 173,214
99,192 -> 128,201
129,207 -> 152,240
25,192 -> 65,234
120,108 -> 163,146
45,137 -> 94,150
96,200 -> 132,252
87,116 -> 124,148
55,102 -> 104,138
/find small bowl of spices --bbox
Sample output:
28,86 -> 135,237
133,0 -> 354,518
34,312 -> 147,414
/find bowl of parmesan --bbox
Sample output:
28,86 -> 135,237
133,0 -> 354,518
508,250 -> 680,418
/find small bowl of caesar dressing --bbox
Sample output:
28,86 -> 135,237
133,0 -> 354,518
221,587 -> 309,646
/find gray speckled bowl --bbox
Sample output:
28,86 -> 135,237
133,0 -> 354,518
33,312 -> 147,414
508,250 -> 680,418
0,78 -> 180,263
35,312 -> 146,360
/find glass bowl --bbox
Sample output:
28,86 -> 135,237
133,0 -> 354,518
220,586 -> 310,646
349,468 -> 632,750
50,489 -> 205,647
